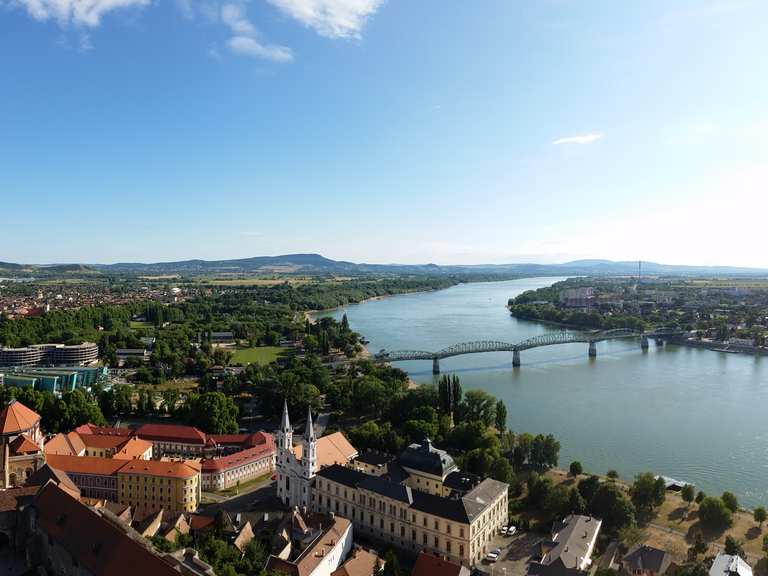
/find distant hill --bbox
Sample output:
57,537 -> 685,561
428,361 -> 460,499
1,255 -> 767,277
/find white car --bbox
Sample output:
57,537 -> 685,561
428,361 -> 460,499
506,525 -> 517,536
485,548 -> 501,563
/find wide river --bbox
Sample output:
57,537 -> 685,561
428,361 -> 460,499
316,278 -> 768,507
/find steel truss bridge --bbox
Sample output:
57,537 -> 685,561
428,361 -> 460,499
374,327 -> 684,373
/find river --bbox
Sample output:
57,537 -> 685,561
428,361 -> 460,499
315,277 -> 768,507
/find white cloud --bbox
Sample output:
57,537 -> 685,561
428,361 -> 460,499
221,3 -> 293,62
267,0 -> 383,38
15,0 -> 150,28
553,133 -> 604,145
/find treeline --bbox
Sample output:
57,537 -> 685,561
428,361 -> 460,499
509,303 -> 648,331
0,386 -> 105,433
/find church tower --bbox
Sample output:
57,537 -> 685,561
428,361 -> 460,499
302,407 -> 317,479
277,399 -> 293,455
276,399 -> 294,506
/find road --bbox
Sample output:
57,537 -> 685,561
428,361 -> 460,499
201,479 -> 279,516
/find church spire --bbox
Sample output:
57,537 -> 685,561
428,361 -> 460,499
305,406 -> 315,442
281,398 -> 291,431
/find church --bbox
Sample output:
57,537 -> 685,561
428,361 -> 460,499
275,401 -> 357,509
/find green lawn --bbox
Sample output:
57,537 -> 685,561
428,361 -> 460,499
215,472 -> 272,496
130,321 -> 152,329
231,346 -> 282,366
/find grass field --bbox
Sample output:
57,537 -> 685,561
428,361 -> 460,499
135,378 -> 199,392
215,472 -> 272,496
130,321 -> 152,329
231,346 -> 282,365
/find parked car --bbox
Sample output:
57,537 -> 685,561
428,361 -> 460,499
485,548 -> 501,563
507,525 -> 517,536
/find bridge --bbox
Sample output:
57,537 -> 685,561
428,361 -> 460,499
374,327 -> 684,373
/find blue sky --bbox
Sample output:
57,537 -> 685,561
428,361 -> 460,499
2,0 -> 767,266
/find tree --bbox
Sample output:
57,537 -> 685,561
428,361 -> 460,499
607,470 -> 619,481
754,507 -> 767,528
495,399 -> 507,432
724,535 -> 744,557
568,487 -> 587,515
681,484 -> 695,508
722,492 -> 739,513
590,482 -> 636,533
762,534 -> 768,558
698,497 -> 732,530
688,529 -> 708,561
695,490 -> 706,505
578,475 -> 601,505
340,313 -> 350,332
461,390 -> 496,427
188,392 -> 239,434
569,461 -> 583,477
450,375 -> 462,418
631,472 -> 666,514
382,548 -> 400,576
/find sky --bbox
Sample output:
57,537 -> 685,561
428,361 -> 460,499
2,0 -> 767,266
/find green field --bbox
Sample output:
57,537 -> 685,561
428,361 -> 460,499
130,321 -> 152,329
231,346 -> 282,366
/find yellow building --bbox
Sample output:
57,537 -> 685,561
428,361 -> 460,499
117,460 -> 200,516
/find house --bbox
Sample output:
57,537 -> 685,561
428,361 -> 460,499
265,510 -> 353,576
529,515 -> 602,576
0,399 -> 45,487
709,554 -> 753,576
622,544 -> 674,576
411,551 -> 470,576
332,548 -> 384,576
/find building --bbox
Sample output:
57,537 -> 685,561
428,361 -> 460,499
117,459 -> 201,516
332,548 -> 384,576
709,554 -> 753,576
266,510 -> 354,576
411,551 -> 470,576
19,482 -> 182,576
133,423 -> 208,457
529,515 -> 602,576
559,287 -> 595,309
44,454 -> 126,501
0,342 -> 99,367
43,454 -> 200,515
276,401 -> 358,509
621,544 -> 674,576
314,464 -> 507,567
115,348 -> 151,366
112,437 -> 153,460
200,435 -> 276,491
0,400 -> 45,487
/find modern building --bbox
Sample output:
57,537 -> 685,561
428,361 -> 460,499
115,348 -> 150,365
709,554 -> 753,576
529,515 -> 602,576
0,342 -> 99,367
276,401 -> 358,510
0,400 -> 45,487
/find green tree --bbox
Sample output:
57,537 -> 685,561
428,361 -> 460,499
698,497 -> 732,530
590,482 -> 636,533
695,490 -> 706,505
607,470 -> 619,481
724,535 -> 744,557
188,391 -> 239,434
722,492 -> 739,513
450,376 -> 462,418
569,461 -> 583,477
461,389 -> 497,426
382,548 -> 400,576
631,472 -> 666,514
754,507 -> 767,528
495,399 -> 507,432
681,484 -> 695,508
578,475 -> 601,505
568,487 -> 587,515
688,529 -> 708,561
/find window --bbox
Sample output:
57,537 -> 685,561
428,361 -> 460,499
460,545 -> 464,557
423,533 -> 427,545
434,536 -> 439,548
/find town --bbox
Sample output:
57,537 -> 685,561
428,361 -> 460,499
0,272 -> 766,576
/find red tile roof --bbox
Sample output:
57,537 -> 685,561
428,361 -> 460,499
34,483 -> 180,576
9,433 -> 41,455
135,423 -> 206,445
45,431 -> 86,456
112,437 -> 153,460
76,423 -> 134,437
0,400 -> 40,435
201,439 -> 275,472
117,459 -> 199,480
411,552 -> 467,576
188,514 -> 215,531
0,485 -> 40,513
81,434 -> 130,450
46,454 -> 127,477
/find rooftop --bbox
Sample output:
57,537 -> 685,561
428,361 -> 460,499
399,439 -> 457,478
135,423 -> 207,445
411,551 -> 470,576
112,437 -> 153,460
623,545 -> 673,576
0,399 -> 41,435
709,554 -> 753,576
201,439 -> 275,472
45,454 -> 127,477
118,459 -> 199,480
294,431 -> 357,468
45,431 -> 87,456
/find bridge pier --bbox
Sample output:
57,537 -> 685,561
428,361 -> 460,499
655,338 -> 665,347
641,335 -> 649,350
512,349 -> 521,367
588,341 -> 597,358
432,358 -> 440,374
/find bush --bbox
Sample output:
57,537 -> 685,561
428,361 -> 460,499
569,461 -> 583,477
698,497 -> 732,530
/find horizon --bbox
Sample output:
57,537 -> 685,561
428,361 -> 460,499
3,0 -> 767,266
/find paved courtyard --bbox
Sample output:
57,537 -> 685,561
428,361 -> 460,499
475,532 -> 542,576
